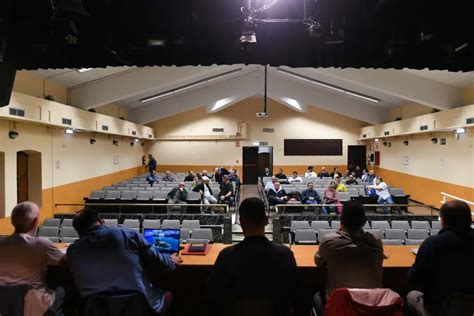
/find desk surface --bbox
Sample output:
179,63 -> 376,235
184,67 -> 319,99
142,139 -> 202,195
56,243 -> 416,268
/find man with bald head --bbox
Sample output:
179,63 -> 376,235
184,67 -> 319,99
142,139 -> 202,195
0,202 -> 66,315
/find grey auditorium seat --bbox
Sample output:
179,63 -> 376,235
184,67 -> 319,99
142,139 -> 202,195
191,228 -> 213,242
137,191 -> 154,201
407,229 -> 429,240
89,190 -> 105,200
317,229 -> 337,243
105,191 -> 121,200
121,191 -> 137,200
385,229 -> 407,241
411,221 -> 431,230
294,229 -> 317,244
291,221 -> 311,232
161,219 -> 180,229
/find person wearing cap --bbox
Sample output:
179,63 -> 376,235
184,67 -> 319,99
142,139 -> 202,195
193,175 -> 217,205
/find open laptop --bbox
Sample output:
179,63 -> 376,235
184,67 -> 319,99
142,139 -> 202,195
143,228 -> 180,254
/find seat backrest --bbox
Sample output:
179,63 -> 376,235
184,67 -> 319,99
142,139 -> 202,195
294,229 -> 317,244
407,229 -> 429,240
0,284 -> 30,316
348,188 -> 359,197
61,237 -> 79,243
180,228 -> 191,243
391,220 -> 410,230
153,192 -> 169,200
131,187 -> 143,191
310,220 -> 330,231
186,191 -> 201,201
291,220 -> 311,231
61,218 -> 73,227
137,191 -> 153,199
42,218 -> 61,228
38,226 -> 59,237
411,221 -> 431,229
105,191 -> 121,199
431,221 -> 442,229
121,191 -> 137,199
142,219 -> 160,229
385,229 -> 406,240
80,291 -> 151,316
123,219 -> 140,229
191,228 -> 213,241
104,219 -> 118,228
331,221 -> 340,230
442,293 -> 474,316
338,192 -> 351,201
371,221 -> 390,231
382,239 -> 404,245
318,229 -> 337,243
406,239 -> 425,245
90,190 -> 105,199
181,220 -> 201,229
365,229 -> 384,240
60,226 -> 79,238
389,188 -> 405,196
161,219 -> 180,229
430,228 -> 440,236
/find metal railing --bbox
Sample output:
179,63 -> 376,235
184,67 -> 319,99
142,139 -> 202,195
55,202 -> 230,214
441,192 -> 474,205
274,203 -> 436,215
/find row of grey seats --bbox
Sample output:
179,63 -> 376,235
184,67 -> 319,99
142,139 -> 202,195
88,190 -> 201,200
104,185 -> 220,191
290,220 -> 441,232
292,228 -> 440,245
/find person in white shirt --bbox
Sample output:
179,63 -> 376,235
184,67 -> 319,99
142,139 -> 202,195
288,171 -> 303,183
265,176 -> 277,192
305,166 -> 317,178
367,177 -> 394,214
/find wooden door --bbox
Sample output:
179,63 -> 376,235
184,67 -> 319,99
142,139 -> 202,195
17,151 -> 29,203
242,147 -> 259,184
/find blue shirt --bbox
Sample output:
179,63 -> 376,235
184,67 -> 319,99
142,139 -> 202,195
67,226 -> 175,312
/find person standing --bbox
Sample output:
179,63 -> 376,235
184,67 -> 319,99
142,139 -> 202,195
147,154 -> 157,173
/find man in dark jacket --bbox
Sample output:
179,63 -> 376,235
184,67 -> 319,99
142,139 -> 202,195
208,198 -> 297,316
301,182 -> 321,204
407,200 -> 474,316
147,154 -> 157,173
267,182 -> 288,206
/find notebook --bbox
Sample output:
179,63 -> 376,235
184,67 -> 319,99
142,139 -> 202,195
143,228 -> 180,254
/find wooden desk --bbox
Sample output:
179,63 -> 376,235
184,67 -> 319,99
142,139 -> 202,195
56,243 -> 417,268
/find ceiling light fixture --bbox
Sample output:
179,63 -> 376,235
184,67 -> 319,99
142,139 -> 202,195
276,68 -> 380,103
65,128 -> 74,134
140,68 -> 243,103
455,127 -> 466,134
76,68 -> 93,73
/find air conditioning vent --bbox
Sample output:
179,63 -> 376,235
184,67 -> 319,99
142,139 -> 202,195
132,130 -> 137,135
362,134 -> 367,138
259,141 -> 268,146
101,125 -> 109,131
262,128 -> 274,133
467,117 -> 474,124
212,128 -> 224,132
9,108 -> 25,117
384,131 -> 390,136
420,125 -> 428,131
62,118 -> 72,125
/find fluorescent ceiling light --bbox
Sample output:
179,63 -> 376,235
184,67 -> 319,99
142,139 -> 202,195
134,138 -> 140,142
140,68 -> 243,103
281,97 -> 303,111
455,128 -> 466,134
211,97 -> 235,112
276,68 -> 380,103
76,68 -> 93,73
65,128 -> 74,135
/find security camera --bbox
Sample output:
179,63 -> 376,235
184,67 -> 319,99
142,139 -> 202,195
113,140 -> 119,146
8,130 -> 19,139
256,112 -> 268,118
90,138 -> 96,145
431,138 -> 438,144
130,142 -> 134,147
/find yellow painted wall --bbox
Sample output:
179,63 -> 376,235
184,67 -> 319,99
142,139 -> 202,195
463,85 -> 474,105
13,72 -> 68,105
147,98 -> 367,168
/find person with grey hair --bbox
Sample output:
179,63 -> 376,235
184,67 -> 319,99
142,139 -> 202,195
0,202 -> 66,315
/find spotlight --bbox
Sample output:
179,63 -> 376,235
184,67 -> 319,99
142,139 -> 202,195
382,141 -> 387,146
134,138 -> 140,143
455,128 -> 466,134
141,142 -> 145,147
113,140 -> 119,146
65,128 -> 74,135
403,140 -> 409,146
431,138 -> 438,144
8,130 -> 19,139
130,142 -> 134,147
90,138 -> 96,145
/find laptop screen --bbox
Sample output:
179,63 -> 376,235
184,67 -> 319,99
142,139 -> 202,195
143,228 -> 180,254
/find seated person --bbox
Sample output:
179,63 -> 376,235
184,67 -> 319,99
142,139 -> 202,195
146,170 -> 157,187
263,167 -> 272,176
301,182 -> 321,204
167,182 -> 188,204
275,168 -> 288,181
193,176 -> 217,205
184,170 -> 195,182
264,176 -> 277,192
345,174 -> 358,185
67,209 -> 182,314
366,169 -> 377,184
361,169 -> 369,181
214,167 -> 229,184
305,166 -> 317,178
218,175 -> 234,205
407,200 -> 474,316
208,198 -> 297,316
228,170 -> 240,187
288,171 -> 303,183
162,170 -> 175,182
267,182 -> 288,206
313,201 -> 384,316
354,166 -> 362,178
318,166 -> 330,178
343,170 -> 351,178
323,182 -> 340,215
330,167 -> 342,179
367,177 -> 393,214
335,177 -> 348,192
0,202 -> 66,315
